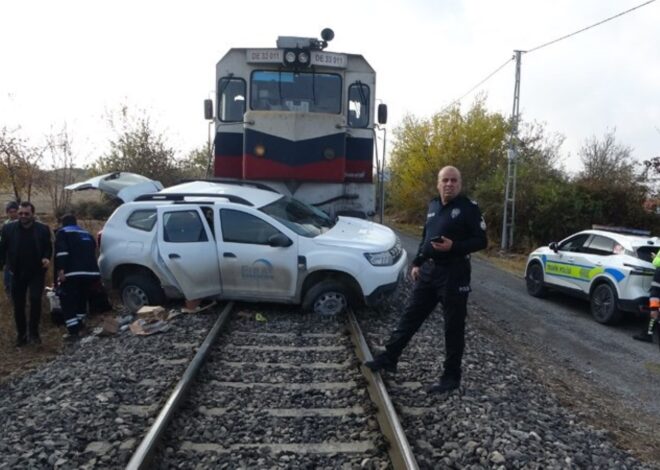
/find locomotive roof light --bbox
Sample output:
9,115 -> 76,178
284,50 -> 297,65
297,51 -> 309,65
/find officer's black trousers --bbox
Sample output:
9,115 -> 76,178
384,261 -> 469,380
61,276 -> 96,334
12,272 -> 45,341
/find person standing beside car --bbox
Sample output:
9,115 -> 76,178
365,165 -> 488,393
54,214 -> 101,339
0,201 -> 52,346
2,201 -> 19,297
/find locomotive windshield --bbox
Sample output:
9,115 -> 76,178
250,70 -> 341,114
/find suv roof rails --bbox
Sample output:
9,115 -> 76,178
134,193 -> 253,206
178,178 -> 280,193
592,225 -> 652,237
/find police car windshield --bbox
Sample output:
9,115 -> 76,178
260,196 -> 334,237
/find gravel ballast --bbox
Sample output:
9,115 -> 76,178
0,282 -> 657,468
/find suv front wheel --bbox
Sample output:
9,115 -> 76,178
302,280 -> 349,317
120,274 -> 165,313
590,283 -> 622,324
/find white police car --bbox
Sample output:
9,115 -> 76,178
525,227 -> 658,324
67,172 -> 407,316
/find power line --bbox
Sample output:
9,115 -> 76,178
526,0 -> 657,54
439,56 -> 514,113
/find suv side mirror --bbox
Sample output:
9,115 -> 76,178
204,99 -> 213,120
377,103 -> 387,125
549,242 -> 558,253
268,233 -> 292,247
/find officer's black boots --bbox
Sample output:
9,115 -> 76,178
364,353 -> 397,373
632,331 -> 653,343
427,375 -> 460,394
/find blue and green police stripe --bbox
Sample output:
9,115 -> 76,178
541,255 -> 625,283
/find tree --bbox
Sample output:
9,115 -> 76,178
177,145 -> 211,180
577,129 -> 636,188
387,97 -> 509,223
40,125 -> 77,217
0,126 -> 43,202
92,105 -> 180,186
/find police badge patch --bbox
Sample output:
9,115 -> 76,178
451,208 -> 461,219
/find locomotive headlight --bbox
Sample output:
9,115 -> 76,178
254,144 -> 266,157
284,50 -> 297,64
323,148 -> 335,160
298,51 -> 309,64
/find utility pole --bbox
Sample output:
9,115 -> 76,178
500,50 -> 522,251
379,126 -> 387,224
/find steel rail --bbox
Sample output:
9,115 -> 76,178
346,310 -> 419,470
126,301 -> 234,470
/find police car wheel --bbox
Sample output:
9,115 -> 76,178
590,283 -> 623,325
303,281 -> 349,317
526,262 -> 547,298
120,274 -> 165,313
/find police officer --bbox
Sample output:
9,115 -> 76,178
365,166 -> 487,393
633,252 -> 660,345
54,214 -> 100,339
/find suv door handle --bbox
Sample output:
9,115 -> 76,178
223,252 -> 236,258
169,253 -> 181,259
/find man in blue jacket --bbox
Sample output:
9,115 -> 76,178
54,214 -> 100,339
365,166 -> 488,393
0,202 -> 52,346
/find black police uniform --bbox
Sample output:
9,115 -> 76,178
383,194 -> 487,381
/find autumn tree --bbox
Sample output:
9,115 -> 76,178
39,125 -> 77,216
92,105 -> 181,186
387,97 -> 509,223
0,126 -> 43,202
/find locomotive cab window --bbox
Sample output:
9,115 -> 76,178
218,77 -> 246,122
348,82 -> 370,128
250,70 -> 341,114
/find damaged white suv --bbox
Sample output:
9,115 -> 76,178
67,172 -> 407,316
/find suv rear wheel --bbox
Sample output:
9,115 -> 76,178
120,274 -> 165,313
590,283 -> 622,324
302,280 -> 349,317
526,262 -> 547,298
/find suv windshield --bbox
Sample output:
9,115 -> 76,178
260,196 -> 334,237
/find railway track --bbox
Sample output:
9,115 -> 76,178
126,302 -> 419,469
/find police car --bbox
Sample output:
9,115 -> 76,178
66,172 -> 407,316
525,227 -> 658,324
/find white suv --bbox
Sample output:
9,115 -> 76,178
525,227 -> 657,324
67,172 -> 407,316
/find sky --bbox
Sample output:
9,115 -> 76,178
1,0 -> 659,174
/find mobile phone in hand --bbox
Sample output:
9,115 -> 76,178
430,235 -> 444,242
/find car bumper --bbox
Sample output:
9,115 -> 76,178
364,259 -> 407,306
618,296 -> 649,314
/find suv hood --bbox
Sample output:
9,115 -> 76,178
65,172 -> 163,202
316,216 -> 396,250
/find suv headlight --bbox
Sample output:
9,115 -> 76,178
364,238 -> 403,266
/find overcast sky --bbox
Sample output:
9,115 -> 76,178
1,0 -> 658,173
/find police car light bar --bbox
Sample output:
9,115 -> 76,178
592,224 -> 652,237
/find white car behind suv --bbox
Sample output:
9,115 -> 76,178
67,172 -> 407,316
525,227 -> 657,324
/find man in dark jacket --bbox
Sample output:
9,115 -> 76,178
54,214 -> 101,338
365,166 -> 488,393
0,201 -> 52,346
